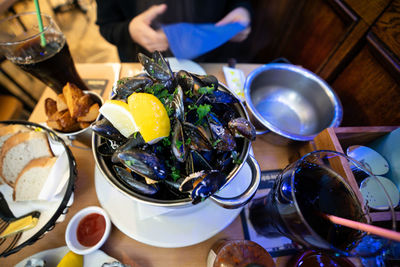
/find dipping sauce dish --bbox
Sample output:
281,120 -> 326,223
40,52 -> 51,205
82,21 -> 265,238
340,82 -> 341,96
65,206 -> 111,255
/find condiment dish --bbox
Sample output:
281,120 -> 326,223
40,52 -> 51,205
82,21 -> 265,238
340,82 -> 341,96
65,206 -> 111,255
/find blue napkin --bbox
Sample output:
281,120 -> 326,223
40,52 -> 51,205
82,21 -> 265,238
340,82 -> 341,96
162,22 -> 245,60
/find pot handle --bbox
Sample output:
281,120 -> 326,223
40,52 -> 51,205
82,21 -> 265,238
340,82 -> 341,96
210,154 -> 261,209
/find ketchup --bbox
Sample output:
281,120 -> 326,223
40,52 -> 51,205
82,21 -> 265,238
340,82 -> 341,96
76,213 -> 106,247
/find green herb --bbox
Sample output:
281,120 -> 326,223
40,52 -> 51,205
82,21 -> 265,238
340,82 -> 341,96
212,139 -> 221,147
162,137 -> 171,146
188,104 -> 198,111
198,86 -> 214,95
176,140 -> 183,149
185,138 -> 191,145
170,166 -> 181,181
232,151 -> 242,164
165,105 -> 173,117
196,104 -> 211,123
145,83 -> 164,95
133,132 -> 138,139
185,89 -> 194,98
157,89 -> 169,99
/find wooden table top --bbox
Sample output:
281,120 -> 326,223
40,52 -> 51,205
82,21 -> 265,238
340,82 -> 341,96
2,63 -> 311,267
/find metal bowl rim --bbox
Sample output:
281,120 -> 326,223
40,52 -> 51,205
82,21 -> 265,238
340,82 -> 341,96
243,63 -> 343,141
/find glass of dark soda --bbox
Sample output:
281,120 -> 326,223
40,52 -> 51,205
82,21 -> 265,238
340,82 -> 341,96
249,150 -> 396,258
0,12 -> 89,94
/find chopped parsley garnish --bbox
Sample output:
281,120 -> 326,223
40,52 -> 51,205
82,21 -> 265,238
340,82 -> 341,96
185,138 -> 191,145
232,151 -> 242,164
198,86 -> 214,95
212,139 -> 221,147
176,140 -> 183,149
170,166 -> 181,181
162,137 -> 171,146
196,104 -> 211,123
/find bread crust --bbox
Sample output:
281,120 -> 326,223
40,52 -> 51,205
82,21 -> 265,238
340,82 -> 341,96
13,156 -> 57,201
0,131 -> 54,186
0,124 -> 29,137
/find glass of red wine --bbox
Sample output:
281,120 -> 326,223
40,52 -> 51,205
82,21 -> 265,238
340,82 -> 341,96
0,12 -> 89,94
249,150 -> 396,258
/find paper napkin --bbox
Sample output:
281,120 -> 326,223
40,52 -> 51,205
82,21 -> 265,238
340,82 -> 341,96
162,22 -> 245,60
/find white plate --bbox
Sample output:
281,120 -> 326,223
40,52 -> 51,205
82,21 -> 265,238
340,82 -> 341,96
94,162 -> 252,248
360,176 -> 400,210
347,145 -> 390,175
15,246 -> 118,267
166,57 -> 206,75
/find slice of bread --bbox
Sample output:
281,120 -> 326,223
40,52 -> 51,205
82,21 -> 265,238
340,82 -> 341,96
0,124 -> 29,149
0,131 -> 54,187
13,157 -> 57,201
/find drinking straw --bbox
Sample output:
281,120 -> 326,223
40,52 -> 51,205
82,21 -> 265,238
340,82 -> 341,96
33,0 -> 46,47
326,214 -> 400,242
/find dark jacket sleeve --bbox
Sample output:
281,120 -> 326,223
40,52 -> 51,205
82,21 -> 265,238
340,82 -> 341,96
95,0 -> 133,47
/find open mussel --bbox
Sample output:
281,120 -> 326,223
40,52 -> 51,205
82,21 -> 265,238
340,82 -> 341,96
113,165 -> 159,195
138,52 -> 173,82
92,118 -> 126,142
115,149 -> 166,182
207,113 -> 236,151
171,119 -> 188,163
190,170 -> 227,204
114,75 -> 153,99
228,117 -> 256,141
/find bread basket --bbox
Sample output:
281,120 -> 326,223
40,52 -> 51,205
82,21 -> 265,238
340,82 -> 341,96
0,120 -> 77,257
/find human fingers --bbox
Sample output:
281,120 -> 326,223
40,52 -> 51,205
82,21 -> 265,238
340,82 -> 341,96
138,30 -> 169,52
140,4 -> 167,24
215,7 -> 250,27
146,30 -> 169,52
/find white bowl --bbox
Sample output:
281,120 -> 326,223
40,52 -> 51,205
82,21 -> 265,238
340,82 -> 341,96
65,206 -> 111,255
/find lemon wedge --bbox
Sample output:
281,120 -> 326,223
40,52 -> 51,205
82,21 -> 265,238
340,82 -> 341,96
99,100 -> 139,138
57,251 -> 83,267
127,93 -> 171,144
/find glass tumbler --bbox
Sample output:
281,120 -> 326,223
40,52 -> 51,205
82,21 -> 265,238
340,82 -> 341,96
0,12 -> 89,94
249,150 -> 396,258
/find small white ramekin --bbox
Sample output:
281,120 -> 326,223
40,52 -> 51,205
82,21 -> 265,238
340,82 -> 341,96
65,206 -> 111,255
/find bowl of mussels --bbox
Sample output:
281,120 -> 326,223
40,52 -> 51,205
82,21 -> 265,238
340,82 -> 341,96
92,52 -> 261,209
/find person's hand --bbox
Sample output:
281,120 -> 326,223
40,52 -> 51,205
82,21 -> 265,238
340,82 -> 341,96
215,7 -> 251,42
128,4 -> 169,52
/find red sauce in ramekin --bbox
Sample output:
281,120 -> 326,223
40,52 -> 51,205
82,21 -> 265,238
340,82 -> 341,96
76,213 -> 106,247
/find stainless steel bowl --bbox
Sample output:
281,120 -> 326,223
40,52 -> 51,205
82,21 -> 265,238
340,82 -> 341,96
244,64 -> 342,143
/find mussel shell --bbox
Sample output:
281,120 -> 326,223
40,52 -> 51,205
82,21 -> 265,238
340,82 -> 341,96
183,122 -> 213,151
191,170 -> 227,204
171,119 -> 187,163
138,52 -> 173,82
117,149 -> 166,181
228,117 -> 256,141
176,70 -> 194,92
207,113 -> 236,151
179,171 -> 206,192
91,118 -> 127,142
114,76 -> 153,99
185,150 -> 213,175
113,165 -> 159,195
97,140 -> 116,156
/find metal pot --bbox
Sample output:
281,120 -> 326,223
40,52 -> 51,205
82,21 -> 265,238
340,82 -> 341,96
92,83 -> 261,210
244,64 -> 342,145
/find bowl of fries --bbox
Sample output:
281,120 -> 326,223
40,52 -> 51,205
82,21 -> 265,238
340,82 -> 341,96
44,83 -> 103,147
